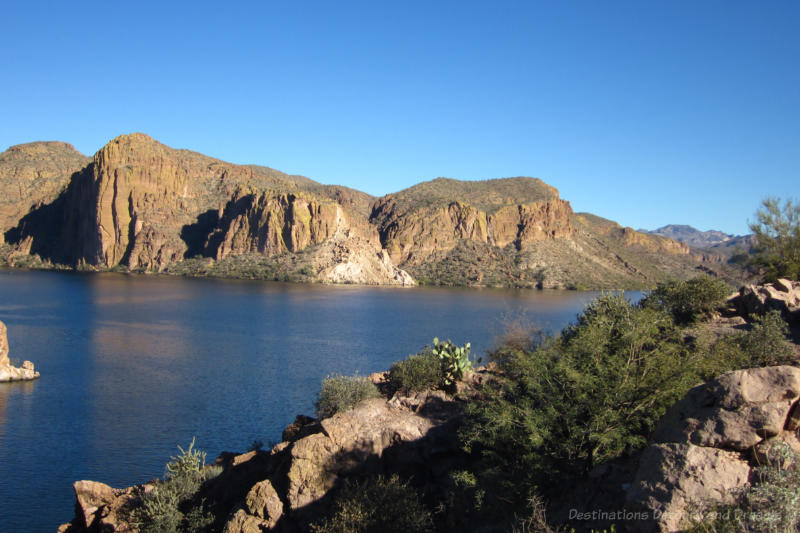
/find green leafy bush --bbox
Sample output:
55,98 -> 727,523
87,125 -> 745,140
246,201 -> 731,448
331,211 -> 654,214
310,475 -> 433,533
389,350 -> 444,392
432,338 -> 473,385
749,197 -> 800,282
641,276 -> 731,324
460,294 -> 702,511
315,374 -> 380,419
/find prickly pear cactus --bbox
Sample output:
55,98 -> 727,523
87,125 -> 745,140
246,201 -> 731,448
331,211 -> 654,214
432,337 -> 472,385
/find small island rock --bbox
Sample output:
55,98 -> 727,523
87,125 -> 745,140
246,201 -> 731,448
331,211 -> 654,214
0,319 -> 39,382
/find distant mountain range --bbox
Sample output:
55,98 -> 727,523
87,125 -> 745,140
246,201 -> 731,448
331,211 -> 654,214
0,134 -> 740,289
643,224 -> 756,264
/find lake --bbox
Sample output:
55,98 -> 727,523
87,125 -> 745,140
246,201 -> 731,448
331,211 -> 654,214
0,269 -> 629,531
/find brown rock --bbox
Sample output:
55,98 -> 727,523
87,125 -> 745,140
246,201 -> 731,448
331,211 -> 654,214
72,480 -> 139,531
245,479 -> 283,525
627,443 -> 750,532
223,508 -> 272,533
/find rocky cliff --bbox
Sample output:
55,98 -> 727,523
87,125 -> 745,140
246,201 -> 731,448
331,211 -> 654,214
0,141 -> 90,245
0,134 -> 718,288
2,134 -> 412,285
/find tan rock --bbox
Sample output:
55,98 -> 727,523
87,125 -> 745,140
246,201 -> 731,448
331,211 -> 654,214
285,396 -> 443,512
74,480 -> 116,527
628,367 -> 800,532
0,320 -> 8,367
223,508 -> 272,533
652,366 -> 800,450
245,479 -> 283,525
0,320 -> 39,382
627,443 -> 750,532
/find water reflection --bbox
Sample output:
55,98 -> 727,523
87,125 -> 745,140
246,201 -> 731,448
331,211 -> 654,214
0,269 -> 630,532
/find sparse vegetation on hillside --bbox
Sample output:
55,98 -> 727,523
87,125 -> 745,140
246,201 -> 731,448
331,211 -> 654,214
310,475 -> 434,533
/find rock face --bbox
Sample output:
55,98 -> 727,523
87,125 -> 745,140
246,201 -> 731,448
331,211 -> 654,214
626,366 -> 800,532
370,178 -> 575,267
4,134 -> 413,284
3,133 -> 711,288
0,141 -> 90,245
60,387 -> 463,532
0,320 -> 39,382
731,279 -> 800,324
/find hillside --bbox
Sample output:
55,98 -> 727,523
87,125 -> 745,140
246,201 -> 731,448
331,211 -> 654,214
0,141 -> 90,244
0,134 -> 725,289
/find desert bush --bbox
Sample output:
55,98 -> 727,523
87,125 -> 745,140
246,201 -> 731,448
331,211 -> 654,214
688,441 -> 800,533
315,374 -> 380,419
460,294 -> 701,511
389,349 -> 444,392
131,438 -> 214,533
310,475 -> 433,533
699,310 -> 795,373
738,310 -> 795,366
641,276 -> 731,324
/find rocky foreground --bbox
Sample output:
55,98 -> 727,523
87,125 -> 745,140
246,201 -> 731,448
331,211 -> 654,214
0,320 -> 38,382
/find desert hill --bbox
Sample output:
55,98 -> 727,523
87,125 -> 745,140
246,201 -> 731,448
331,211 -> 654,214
0,134 -> 724,289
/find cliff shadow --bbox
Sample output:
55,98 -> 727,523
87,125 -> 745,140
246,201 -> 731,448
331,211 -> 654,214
179,209 -> 220,259
4,166 -> 96,266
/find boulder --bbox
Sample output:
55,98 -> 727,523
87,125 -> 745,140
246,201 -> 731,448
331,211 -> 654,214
71,480 -> 138,532
627,366 -> 800,532
627,444 -> 750,532
733,280 -> 800,322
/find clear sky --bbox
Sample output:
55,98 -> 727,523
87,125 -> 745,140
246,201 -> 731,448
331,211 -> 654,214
1,1 -> 797,235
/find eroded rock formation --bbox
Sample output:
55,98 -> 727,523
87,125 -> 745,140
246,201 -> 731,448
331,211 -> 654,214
0,320 -> 39,382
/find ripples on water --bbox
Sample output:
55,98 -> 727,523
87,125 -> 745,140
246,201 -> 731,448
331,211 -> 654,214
0,269 -> 636,531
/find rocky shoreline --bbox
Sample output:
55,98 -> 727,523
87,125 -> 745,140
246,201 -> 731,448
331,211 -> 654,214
56,280 -> 800,532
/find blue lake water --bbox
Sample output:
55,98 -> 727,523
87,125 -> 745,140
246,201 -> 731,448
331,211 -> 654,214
0,269 -> 631,531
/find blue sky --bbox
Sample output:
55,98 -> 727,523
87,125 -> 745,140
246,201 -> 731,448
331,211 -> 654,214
1,1 -> 797,235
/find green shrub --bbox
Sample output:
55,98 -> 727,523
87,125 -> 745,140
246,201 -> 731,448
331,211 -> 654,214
460,294 -> 702,511
688,441 -> 800,532
131,438 -> 215,533
641,276 -> 731,324
389,350 -> 444,392
699,310 -> 795,373
749,197 -> 800,282
432,338 -> 473,385
315,374 -> 380,419
738,310 -> 795,366
310,475 -> 433,533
